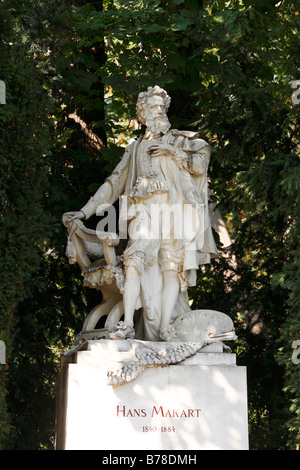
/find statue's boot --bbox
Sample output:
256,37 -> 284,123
110,321 -> 135,340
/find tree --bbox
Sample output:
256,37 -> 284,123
0,0 -> 55,447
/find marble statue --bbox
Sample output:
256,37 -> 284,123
63,86 -> 236,345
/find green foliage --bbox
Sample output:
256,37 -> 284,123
0,0 -> 55,448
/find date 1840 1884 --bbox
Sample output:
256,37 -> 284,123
142,426 -> 175,433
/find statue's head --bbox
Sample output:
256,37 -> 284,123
136,86 -> 171,134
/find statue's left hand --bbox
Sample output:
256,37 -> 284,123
148,143 -> 175,158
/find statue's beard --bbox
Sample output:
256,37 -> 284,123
145,114 -> 171,135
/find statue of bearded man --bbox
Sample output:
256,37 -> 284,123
67,86 -> 218,341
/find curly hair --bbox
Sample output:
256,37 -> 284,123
136,86 -> 171,124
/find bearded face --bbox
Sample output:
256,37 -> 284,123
145,112 -> 171,135
143,94 -> 171,135
136,87 -> 171,135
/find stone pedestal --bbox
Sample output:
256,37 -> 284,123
55,340 -> 248,450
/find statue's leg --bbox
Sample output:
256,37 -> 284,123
160,269 -> 180,340
123,265 -> 141,328
117,204 -> 159,339
158,226 -> 183,340
113,265 -> 140,339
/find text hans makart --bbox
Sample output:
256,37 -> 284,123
116,405 -> 202,418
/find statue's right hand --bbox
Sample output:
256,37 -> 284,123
62,211 -> 86,231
